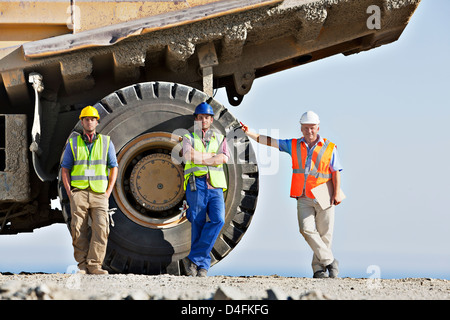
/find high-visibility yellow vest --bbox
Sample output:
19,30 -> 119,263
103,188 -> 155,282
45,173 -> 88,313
183,131 -> 227,191
69,134 -> 110,193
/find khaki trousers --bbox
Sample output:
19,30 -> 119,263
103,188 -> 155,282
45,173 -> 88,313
69,188 -> 110,272
297,197 -> 335,273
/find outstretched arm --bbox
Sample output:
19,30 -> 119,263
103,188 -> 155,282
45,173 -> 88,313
240,122 -> 279,149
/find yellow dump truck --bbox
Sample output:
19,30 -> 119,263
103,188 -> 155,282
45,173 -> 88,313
0,0 -> 420,274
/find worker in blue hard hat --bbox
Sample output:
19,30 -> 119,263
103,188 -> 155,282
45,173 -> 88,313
181,101 -> 230,277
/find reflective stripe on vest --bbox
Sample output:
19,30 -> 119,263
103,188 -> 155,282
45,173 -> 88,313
290,138 -> 335,198
183,131 -> 227,190
69,134 -> 110,193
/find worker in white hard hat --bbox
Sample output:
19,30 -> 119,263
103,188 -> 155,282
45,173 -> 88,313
241,111 -> 343,278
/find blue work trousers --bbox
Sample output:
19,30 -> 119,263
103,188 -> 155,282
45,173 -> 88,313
185,176 -> 225,270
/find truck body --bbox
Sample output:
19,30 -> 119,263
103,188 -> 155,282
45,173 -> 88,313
0,0 -> 420,274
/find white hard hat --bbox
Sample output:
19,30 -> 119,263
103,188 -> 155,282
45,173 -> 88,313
299,111 -> 320,125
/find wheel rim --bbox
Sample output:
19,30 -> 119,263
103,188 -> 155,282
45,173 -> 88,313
113,132 -> 188,229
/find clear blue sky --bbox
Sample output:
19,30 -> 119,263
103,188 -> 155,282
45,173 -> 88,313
1,0 -> 449,279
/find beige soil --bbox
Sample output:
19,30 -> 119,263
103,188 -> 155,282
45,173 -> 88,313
1,273 -> 449,300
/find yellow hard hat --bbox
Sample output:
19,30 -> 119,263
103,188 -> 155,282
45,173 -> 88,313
79,105 -> 100,120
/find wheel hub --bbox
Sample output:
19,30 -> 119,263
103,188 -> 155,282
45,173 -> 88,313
129,153 -> 184,212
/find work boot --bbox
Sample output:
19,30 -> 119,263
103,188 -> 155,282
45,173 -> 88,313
89,268 -> 108,275
182,257 -> 198,277
77,268 -> 87,275
326,259 -> 339,278
313,270 -> 328,278
197,268 -> 208,277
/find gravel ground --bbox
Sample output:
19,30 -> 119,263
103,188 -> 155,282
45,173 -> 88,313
1,273 -> 449,300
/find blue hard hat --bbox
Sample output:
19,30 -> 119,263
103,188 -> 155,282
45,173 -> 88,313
193,102 -> 214,116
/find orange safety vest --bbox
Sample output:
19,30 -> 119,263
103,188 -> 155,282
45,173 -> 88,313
290,138 -> 335,199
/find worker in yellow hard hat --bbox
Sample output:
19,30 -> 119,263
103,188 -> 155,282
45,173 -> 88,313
61,105 -> 118,274
241,111 -> 343,279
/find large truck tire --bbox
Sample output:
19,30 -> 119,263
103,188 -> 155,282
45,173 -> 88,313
58,81 -> 258,275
